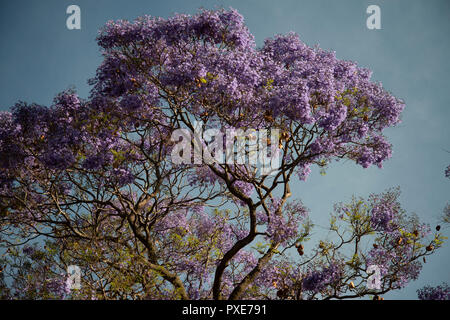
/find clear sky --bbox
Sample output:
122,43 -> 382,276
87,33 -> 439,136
0,0 -> 449,299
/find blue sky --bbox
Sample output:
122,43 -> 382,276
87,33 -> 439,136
0,0 -> 449,299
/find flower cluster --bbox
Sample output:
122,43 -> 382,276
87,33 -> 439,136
302,262 -> 342,293
369,195 -> 400,232
417,283 -> 450,300
257,198 -> 309,245
46,276 -> 72,299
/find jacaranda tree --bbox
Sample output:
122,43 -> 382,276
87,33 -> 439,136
0,8 -> 446,300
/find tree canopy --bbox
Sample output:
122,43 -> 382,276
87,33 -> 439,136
0,8 -> 446,300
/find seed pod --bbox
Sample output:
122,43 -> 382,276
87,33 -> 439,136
373,243 -> 378,249
280,132 -> 290,141
436,225 -> 441,231
349,281 -> 355,289
426,245 -> 434,252
297,247 -> 304,256
397,237 -> 403,245
363,114 -> 369,122
413,230 -> 419,237
423,257 -> 426,263
264,111 -> 274,122
277,289 -> 288,299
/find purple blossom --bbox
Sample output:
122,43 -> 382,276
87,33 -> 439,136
233,180 -> 254,198
119,94 -> 142,111
265,198 -> 309,245
112,167 -> 135,186
296,163 -> 311,181
366,245 -> 422,289
302,263 -> 342,293
22,246 -> 35,256
82,154 -> 107,170
368,189 -> 402,232
417,283 -> 450,300
46,277 -> 71,298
